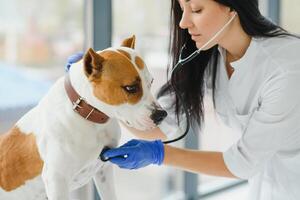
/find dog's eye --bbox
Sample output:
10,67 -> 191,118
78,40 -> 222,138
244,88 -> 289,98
123,84 -> 139,94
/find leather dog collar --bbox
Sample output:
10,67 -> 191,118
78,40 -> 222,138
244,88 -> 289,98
64,74 -> 109,124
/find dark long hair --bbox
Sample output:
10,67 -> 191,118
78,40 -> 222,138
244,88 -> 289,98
157,0 -> 296,131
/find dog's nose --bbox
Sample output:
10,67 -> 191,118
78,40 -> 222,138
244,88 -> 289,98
150,109 -> 168,125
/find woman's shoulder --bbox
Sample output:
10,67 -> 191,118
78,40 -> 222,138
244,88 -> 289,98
254,35 -> 300,70
255,35 -> 300,55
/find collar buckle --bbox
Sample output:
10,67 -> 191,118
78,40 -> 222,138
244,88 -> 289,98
72,97 -> 84,112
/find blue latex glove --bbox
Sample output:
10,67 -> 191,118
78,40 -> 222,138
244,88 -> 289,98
102,139 -> 165,169
65,51 -> 84,72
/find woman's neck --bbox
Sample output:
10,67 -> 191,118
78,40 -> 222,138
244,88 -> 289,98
219,18 -> 252,63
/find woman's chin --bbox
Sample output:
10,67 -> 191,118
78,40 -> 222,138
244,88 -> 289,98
195,40 -> 216,50
195,41 -> 204,49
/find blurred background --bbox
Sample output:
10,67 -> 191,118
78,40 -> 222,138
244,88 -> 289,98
0,0 -> 299,199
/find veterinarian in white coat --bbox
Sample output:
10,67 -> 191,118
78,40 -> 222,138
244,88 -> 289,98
70,0 -> 300,199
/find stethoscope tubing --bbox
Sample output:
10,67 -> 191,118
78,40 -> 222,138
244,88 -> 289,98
99,13 -> 238,161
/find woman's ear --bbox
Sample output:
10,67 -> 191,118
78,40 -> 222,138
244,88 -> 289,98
84,48 -> 105,81
228,7 -> 237,20
121,35 -> 136,49
229,7 -> 237,16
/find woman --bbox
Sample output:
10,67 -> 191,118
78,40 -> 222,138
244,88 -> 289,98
68,0 -> 300,199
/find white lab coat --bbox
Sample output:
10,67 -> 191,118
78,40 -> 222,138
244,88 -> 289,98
158,36 -> 300,200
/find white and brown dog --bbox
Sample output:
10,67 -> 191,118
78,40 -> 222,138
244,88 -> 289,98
0,36 -> 167,200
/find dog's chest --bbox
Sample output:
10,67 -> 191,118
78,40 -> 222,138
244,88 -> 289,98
68,120 -> 121,190
70,159 -> 104,190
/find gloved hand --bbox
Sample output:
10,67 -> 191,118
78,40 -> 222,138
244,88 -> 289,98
102,139 -> 165,169
65,51 -> 84,72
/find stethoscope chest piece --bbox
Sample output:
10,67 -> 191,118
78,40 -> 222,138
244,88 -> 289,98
99,146 -> 111,162
99,146 -> 129,162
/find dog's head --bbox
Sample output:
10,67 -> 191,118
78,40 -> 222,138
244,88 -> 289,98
83,35 -> 167,131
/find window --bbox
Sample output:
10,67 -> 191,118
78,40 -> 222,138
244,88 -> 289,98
0,0 -> 84,132
0,0 -> 84,80
281,0 -> 300,34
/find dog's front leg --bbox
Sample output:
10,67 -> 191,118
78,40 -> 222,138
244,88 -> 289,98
93,163 -> 118,200
42,164 -> 71,200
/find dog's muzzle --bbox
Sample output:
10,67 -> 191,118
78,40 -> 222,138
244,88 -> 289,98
150,109 -> 168,125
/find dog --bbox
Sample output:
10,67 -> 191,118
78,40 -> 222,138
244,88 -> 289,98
0,35 -> 167,200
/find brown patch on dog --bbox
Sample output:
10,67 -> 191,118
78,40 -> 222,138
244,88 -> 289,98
90,50 -> 143,105
135,56 -> 145,70
121,35 -> 135,49
117,49 -> 131,61
0,126 -> 43,191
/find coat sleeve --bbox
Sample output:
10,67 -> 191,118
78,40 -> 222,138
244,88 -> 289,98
223,71 -> 300,179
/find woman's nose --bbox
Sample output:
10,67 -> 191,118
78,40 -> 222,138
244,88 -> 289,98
179,11 -> 193,29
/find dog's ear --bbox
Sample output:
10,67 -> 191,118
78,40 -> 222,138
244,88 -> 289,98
121,35 -> 135,49
84,48 -> 105,81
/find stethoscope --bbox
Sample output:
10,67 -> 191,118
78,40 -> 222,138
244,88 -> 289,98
100,12 -> 237,161
161,12 -> 237,145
